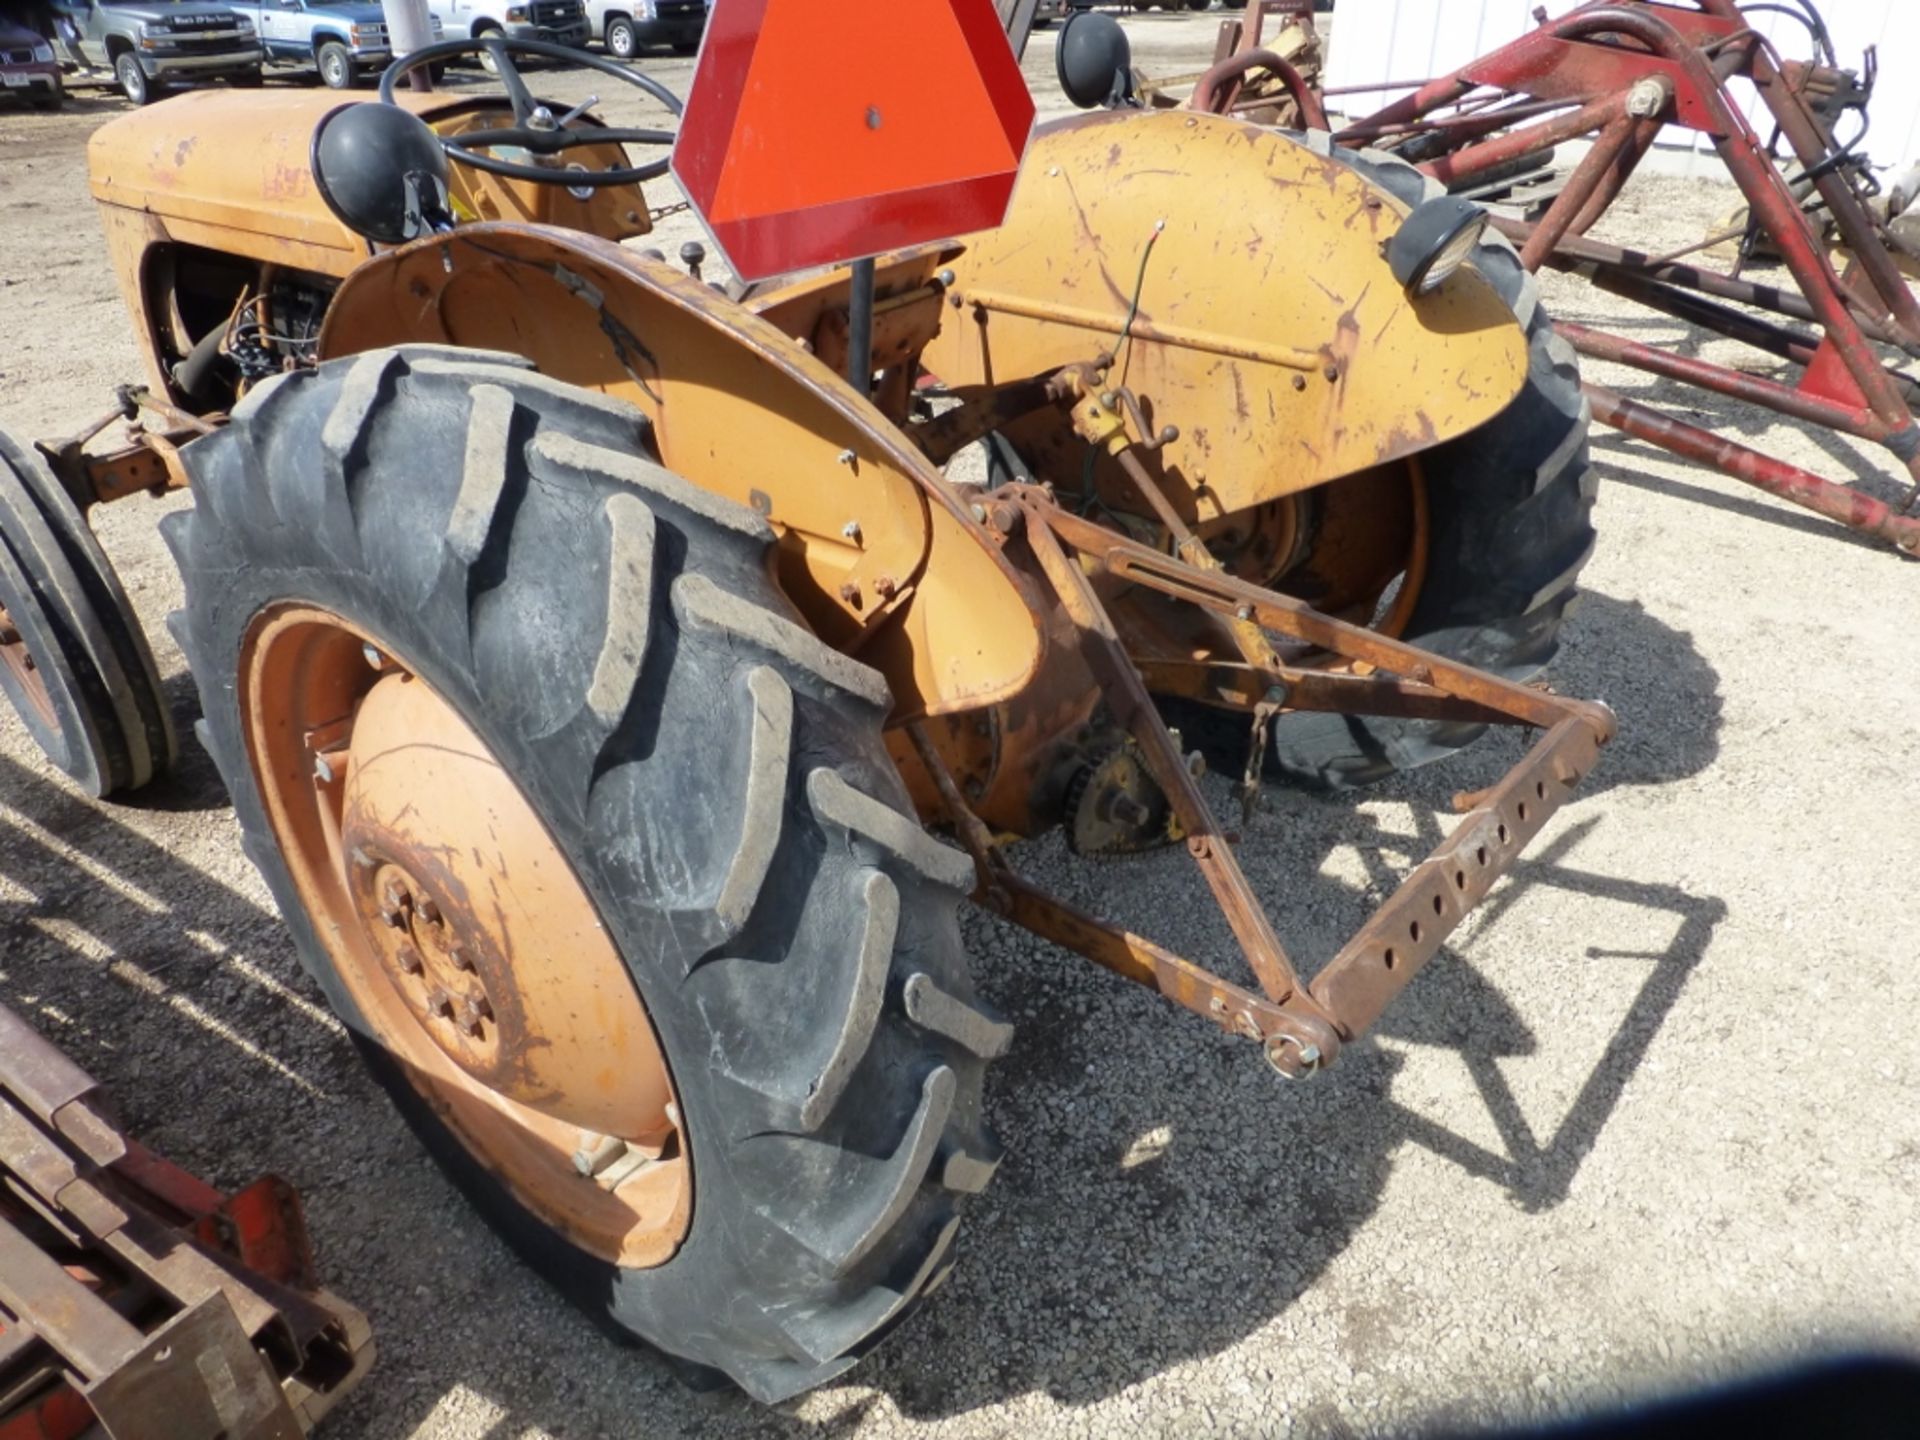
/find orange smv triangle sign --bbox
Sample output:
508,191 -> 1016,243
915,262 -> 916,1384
673,0 -> 1035,282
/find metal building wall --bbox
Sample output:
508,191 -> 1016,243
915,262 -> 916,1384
1323,0 -> 1920,175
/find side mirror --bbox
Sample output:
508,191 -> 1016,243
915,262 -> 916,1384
1056,11 -> 1134,110
311,103 -> 454,247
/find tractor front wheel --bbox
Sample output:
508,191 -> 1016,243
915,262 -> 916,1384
167,347 -> 1008,1401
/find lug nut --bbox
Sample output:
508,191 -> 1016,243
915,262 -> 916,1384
447,941 -> 476,972
417,897 -> 442,927
426,988 -> 454,1019
396,944 -> 424,976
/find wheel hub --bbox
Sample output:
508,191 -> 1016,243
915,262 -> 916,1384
354,859 -> 506,1078
241,607 -> 692,1265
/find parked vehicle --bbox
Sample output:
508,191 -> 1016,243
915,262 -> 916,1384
423,0 -> 587,61
46,0 -> 263,105
229,0 -> 443,89
0,17 -> 63,108
585,0 -> 703,59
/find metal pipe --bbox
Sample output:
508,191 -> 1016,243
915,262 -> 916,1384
1695,0 -> 1920,340
1496,220 -> 1920,354
1585,381 -> 1920,552
1521,109 -> 1642,270
1417,91 -> 1631,189
847,257 -> 875,396
1189,48 -> 1329,129
958,288 -> 1324,371
1560,321 -> 1886,441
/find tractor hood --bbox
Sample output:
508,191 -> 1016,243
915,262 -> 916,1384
87,88 -> 470,277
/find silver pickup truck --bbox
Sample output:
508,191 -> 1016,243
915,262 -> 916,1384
228,0 -> 443,89
48,0 -> 263,105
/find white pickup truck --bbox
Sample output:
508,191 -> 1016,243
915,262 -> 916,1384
424,0 -> 588,55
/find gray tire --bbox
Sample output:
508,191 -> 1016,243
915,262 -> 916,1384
165,346 -> 1008,1401
316,39 -> 354,89
114,51 -> 149,105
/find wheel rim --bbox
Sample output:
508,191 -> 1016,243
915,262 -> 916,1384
241,604 -> 692,1267
117,57 -> 141,98
610,22 -> 633,56
322,50 -> 345,85
0,599 -> 56,732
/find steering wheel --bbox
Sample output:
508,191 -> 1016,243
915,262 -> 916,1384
378,36 -> 682,188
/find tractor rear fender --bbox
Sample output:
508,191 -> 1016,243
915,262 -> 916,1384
317,223 -> 1044,720
922,109 -> 1532,519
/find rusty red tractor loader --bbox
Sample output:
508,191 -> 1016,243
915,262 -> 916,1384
0,10 -> 1613,1402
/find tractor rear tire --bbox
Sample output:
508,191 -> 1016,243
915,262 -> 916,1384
165,347 -> 1008,1401
1193,137 -> 1595,790
0,429 -> 174,796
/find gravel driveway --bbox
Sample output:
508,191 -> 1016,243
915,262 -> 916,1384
1,12 -> 1917,1439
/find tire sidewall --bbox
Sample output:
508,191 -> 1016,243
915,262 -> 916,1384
318,41 -> 352,88
115,53 -> 147,105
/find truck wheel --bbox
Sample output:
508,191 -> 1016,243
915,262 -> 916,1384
474,24 -> 504,72
31,85 -> 63,112
605,15 -> 638,58
1171,138 -> 1595,790
114,52 -> 149,105
316,40 -> 354,89
0,429 -> 174,797
166,347 -> 1008,1401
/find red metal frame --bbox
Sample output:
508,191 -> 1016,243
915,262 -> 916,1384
1245,0 -> 1920,554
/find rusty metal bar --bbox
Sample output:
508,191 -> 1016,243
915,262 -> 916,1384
1559,321 -> 1888,441
1309,716 -> 1605,1037
954,287 -> 1325,371
1586,381 -> 1920,552
1498,222 -> 1920,352
0,1001 -> 373,1437
1021,502 -> 1318,1015
1520,108 -> 1644,270
1698,0 -> 1920,340
1039,501 -> 1613,736
1188,47 -> 1329,129
0,1214 -> 148,1382
1132,657 -> 1517,725
998,877 -> 1305,1054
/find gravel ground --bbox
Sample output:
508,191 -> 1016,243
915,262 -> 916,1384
3,12 -> 1919,1440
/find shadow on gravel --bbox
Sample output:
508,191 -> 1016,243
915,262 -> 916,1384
840,590 -> 1730,1423
0,582 -> 1732,1436
1591,445 -> 1905,554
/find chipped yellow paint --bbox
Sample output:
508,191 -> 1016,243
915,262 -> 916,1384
922,108 -> 1531,519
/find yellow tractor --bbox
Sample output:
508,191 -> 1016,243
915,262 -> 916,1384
0,23 -> 1608,1401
